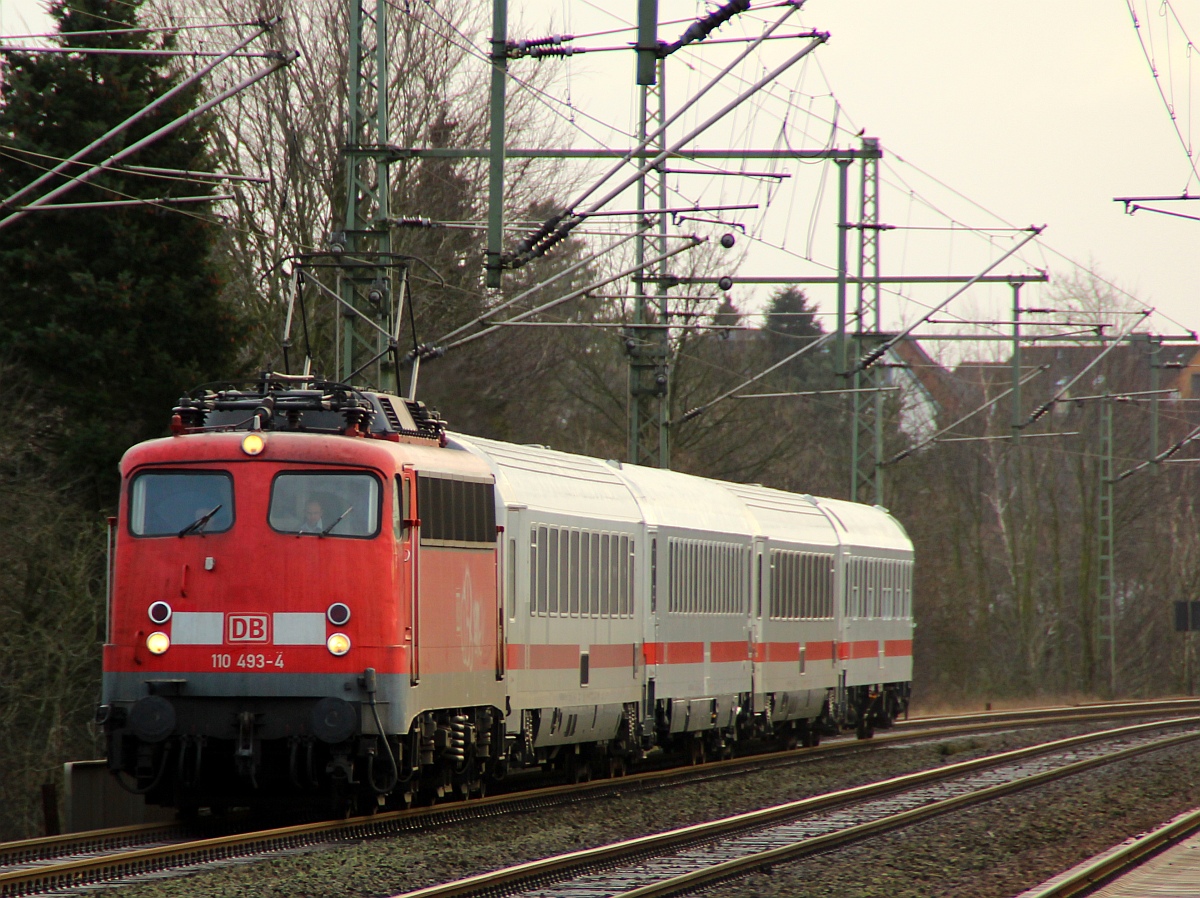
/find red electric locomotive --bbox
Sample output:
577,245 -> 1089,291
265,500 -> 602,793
101,379 -> 507,812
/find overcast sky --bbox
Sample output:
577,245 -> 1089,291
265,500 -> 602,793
3,0 -> 1198,351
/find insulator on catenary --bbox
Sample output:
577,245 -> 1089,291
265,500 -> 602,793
670,0 -> 750,52
506,33 -> 575,58
528,46 -> 584,58
390,216 -> 441,229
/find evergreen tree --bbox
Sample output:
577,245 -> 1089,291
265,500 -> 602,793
0,0 -> 240,508
763,286 -> 831,384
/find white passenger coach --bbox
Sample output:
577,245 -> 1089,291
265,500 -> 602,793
456,435 -> 914,758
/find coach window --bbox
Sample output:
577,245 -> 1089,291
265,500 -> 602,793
573,533 -> 588,619
269,472 -> 380,537
533,526 -> 549,614
130,471 -> 234,537
650,538 -> 657,613
547,528 -> 560,614
628,537 -> 638,614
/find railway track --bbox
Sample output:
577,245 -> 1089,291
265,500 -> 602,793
390,717 -> 1200,898
3,700 -> 1198,897
1019,806 -> 1200,898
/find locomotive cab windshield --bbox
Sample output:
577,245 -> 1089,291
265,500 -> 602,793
268,471 -> 381,537
129,470 -> 234,536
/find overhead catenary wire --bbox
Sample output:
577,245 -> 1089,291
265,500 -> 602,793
0,144 -> 226,226
444,237 -> 706,351
504,2 -> 817,265
884,364 -> 1049,466
0,48 -> 296,232
0,20 -> 276,218
435,226 -> 647,346
1022,310 -> 1154,428
679,330 -> 836,423
1127,0 -> 1200,191
406,0 -> 1059,344
0,20 -> 260,41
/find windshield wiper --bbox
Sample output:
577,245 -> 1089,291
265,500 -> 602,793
179,504 -> 223,537
321,505 -> 353,537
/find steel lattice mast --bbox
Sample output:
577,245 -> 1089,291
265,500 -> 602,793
338,0 -> 399,391
628,0 -> 671,468
852,138 -> 883,504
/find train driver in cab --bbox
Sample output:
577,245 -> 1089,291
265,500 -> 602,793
300,498 -> 325,533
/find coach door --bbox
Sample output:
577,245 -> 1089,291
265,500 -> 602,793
497,506 -> 524,681
750,536 -> 766,705
396,468 -> 419,684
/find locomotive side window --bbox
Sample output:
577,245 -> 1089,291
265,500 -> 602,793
268,472 -> 380,537
393,475 -> 412,539
130,471 -> 234,537
416,476 -> 496,546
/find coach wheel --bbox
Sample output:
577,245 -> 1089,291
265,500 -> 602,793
688,737 -> 706,766
564,751 -> 590,783
855,715 -> 875,740
800,720 -> 820,748
876,694 -> 897,730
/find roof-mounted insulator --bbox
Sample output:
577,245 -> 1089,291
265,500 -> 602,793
668,0 -> 751,53
506,33 -> 575,59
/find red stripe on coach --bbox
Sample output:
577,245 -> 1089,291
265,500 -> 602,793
766,642 -> 800,663
590,643 -> 635,668
709,641 -> 748,663
805,641 -> 835,661
643,642 -> 666,665
838,640 -> 879,660
667,642 -> 704,664
527,643 -> 580,669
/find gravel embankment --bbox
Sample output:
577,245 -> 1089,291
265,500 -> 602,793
92,722 -> 1200,898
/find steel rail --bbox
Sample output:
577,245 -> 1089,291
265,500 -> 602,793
610,730 -> 1200,898
892,697 -> 1200,730
388,718 -> 1200,898
6,701 -> 1200,895
1020,807 -> 1200,898
0,821 -> 184,868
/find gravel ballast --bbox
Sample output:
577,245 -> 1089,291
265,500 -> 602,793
91,720 -> 1200,898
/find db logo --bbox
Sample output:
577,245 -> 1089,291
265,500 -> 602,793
227,614 -> 269,643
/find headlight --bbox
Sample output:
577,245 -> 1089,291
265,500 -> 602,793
326,633 -> 351,656
327,602 -> 351,626
148,601 -> 172,625
241,433 -> 265,456
146,631 -> 171,655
